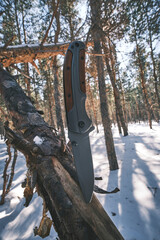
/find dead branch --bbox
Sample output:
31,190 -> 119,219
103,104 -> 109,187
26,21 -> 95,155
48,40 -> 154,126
0,42 -> 93,67
0,42 -> 69,67
41,0 -> 60,46
3,35 -> 17,49
30,61 -> 41,75
11,64 -> 34,80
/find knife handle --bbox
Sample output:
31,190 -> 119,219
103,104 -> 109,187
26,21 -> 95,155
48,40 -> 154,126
63,49 -> 73,113
79,49 -> 86,94
63,48 -> 85,113
63,41 -> 93,134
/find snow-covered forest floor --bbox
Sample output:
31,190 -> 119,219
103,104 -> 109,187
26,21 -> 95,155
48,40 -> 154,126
0,122 -> 160,240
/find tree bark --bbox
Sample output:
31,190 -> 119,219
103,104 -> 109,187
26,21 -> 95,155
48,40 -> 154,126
0,67 -> 124,239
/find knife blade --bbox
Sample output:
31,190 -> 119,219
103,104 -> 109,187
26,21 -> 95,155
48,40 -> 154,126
63,41 -> 94,203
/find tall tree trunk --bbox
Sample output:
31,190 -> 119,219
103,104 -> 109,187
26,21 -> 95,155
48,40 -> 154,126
52,6 -> 65,140
0,141 -> 12,205
135,36 -> 152,129
53,56 -> 65,140
135,97 -> 141,123
116,107 -> 122,134
24,63 -> 31,97
149,31 -> 160,109
118,75 -> 128,125
0,67 -> 124,240
103,42 -> 128,136
32,69 -> 40,109
48,75 -> 56,128
46,75 -> 56,128
14,0 -> 21,44
87,78 -> 99,133
142,2 -> 160,109
22,3 -> 31,97
128,103 -> 132,122
89,0 -> 118,170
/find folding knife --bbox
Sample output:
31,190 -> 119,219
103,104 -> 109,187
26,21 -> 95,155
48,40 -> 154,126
63,41 -> 94,203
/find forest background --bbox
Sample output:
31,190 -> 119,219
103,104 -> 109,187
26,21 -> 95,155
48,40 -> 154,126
0,0 -> 159,140
0,0 -> 160,239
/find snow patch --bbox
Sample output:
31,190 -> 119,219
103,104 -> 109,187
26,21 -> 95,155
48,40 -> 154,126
0,122 -> 160,240
33,136 -> 44,145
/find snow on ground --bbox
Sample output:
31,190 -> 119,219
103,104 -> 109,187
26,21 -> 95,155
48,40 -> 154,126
0,122 -> 160,240
0,142 -> 57,240
90,122 -> 160,240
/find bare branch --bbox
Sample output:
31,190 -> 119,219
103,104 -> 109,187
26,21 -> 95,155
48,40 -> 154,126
11,64 -> 34,80
41,0 -> 60,46
30,61 -> 41,75
3,35 -> 17,49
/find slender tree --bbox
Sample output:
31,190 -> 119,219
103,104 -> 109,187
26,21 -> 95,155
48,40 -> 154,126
126,0 -> 160,125
141,0 -> 160,108
127,0 -> 160,108
102,39 -> 128,136
89,0 -> 119,170
53,1 -> 65,140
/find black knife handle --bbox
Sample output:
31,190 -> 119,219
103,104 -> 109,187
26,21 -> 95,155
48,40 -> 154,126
63,41 -> 93,134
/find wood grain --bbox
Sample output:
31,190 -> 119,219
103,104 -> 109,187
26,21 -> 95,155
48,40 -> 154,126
63,50 -> 73,113
79,49 -> 86,94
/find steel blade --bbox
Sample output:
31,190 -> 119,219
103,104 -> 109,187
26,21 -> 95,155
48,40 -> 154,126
69,130 -> 94,203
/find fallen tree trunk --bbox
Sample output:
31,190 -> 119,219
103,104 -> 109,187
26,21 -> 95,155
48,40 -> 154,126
0,42 -> 69,67
0,42 -> 93,67
0,67 -> 124,240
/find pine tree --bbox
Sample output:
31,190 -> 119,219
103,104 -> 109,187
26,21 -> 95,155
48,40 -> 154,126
89,0 -> 119,170
126,0 -> 160,125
